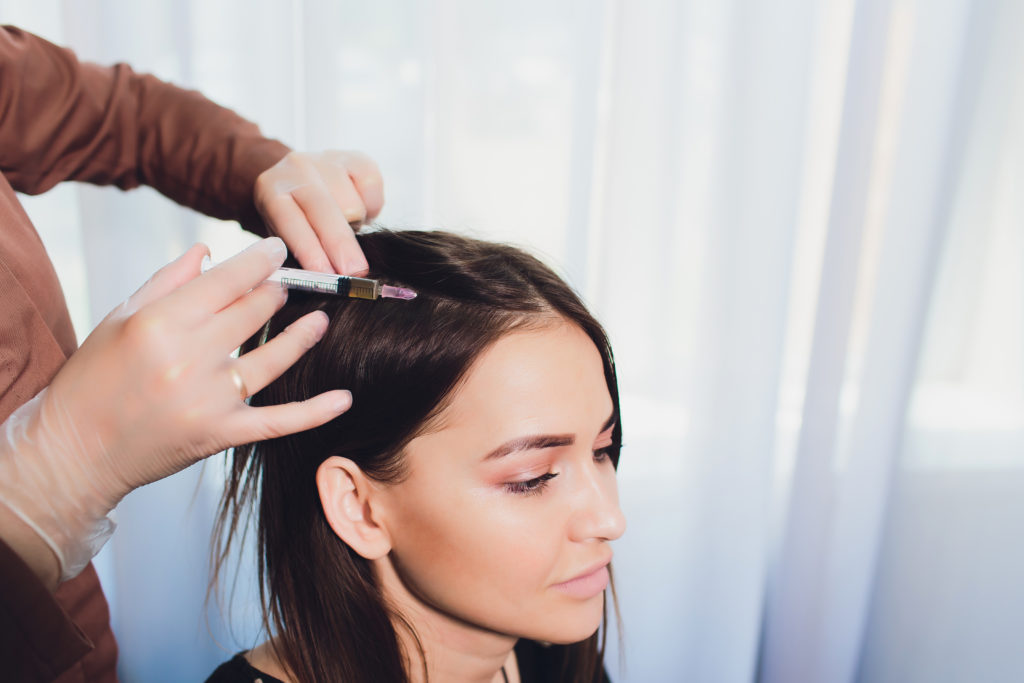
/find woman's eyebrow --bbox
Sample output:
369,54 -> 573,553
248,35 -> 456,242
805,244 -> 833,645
484,409 -> 618,461
484,434 -> 574,461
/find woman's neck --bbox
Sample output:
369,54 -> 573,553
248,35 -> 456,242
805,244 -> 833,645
246,638 -> 518,683
378,557 -> 520,683
245,639 -> 293,681
245,559 -> 521,683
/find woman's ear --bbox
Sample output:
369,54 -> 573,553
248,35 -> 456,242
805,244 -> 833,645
316,456 -> 391,560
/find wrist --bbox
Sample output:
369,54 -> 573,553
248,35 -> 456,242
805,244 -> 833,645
0,390 -> 118,582
238,140 -> 292,235
0,498 -> 60,591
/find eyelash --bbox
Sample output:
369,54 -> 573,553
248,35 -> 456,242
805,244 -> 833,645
504,447 -> 616,496
505,472 -> 558,496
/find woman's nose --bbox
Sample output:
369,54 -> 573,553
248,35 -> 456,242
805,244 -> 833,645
569,462 -> 627,542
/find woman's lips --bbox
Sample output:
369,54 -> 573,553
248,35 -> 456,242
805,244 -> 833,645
551,561 -> 611,599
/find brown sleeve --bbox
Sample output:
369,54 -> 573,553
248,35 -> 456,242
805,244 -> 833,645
0,25 -> 290,235
0,537 -> 91,682
0,203 -> 120,680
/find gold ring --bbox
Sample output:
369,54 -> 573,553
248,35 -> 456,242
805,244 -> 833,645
228,367 -> 248,401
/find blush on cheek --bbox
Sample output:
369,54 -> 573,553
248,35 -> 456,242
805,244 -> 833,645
392,492 -> 554,594
388,512 -> 560,635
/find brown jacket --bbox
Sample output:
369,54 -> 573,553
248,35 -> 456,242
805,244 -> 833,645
0,25 -> 288,682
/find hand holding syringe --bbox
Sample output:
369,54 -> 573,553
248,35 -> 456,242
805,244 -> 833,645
0,238 -> 360,586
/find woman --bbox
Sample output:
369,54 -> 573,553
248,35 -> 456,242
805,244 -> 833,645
206,230 -> 626,683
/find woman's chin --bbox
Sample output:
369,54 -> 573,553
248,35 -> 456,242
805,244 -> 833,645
517,598 -> 605,645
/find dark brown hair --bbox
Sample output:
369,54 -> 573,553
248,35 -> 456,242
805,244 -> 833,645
213,230 -> 621,683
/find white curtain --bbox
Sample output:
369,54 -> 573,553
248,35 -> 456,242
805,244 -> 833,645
4,1 -> 1022,681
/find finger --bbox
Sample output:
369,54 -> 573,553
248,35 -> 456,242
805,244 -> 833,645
226,390 -> 353,444
235,310 -> 329,393
292,182 -> 370,276
124,243 -> 210,314
313,168 -> 370,276
336,151 -> 384,220
321,161 -> 368,226
157,237 -> 287,324
205,282 -> 289,356
260,192 -> 334,273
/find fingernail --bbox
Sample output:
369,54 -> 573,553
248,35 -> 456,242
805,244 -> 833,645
310,310 -> 329,338
292,310 -> 328,343
263,236 -> 287,258
200,255 -> 212,273
334,390 -> 353,412
345,259 -> 369,277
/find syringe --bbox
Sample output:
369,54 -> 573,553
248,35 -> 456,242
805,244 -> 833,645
201,257 -> 417,301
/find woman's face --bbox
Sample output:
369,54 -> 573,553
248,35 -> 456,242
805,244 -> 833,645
374,320 -> 626,644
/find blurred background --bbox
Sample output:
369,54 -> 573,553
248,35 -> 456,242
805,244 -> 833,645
2,0 -> 1022,681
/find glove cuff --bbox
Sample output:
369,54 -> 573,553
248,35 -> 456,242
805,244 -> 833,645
0,497 -> 116,581
0,389 -> 119,582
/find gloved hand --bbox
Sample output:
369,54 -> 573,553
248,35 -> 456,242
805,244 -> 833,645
0,237 -> 352,582
254,150 -> 384,276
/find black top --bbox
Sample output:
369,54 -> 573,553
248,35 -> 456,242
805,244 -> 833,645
204,640 -> 611,682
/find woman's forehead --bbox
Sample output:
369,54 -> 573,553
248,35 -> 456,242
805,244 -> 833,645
428,323 -> 612,438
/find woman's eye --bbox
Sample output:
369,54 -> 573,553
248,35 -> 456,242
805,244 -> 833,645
594,448 -> 611,463
504,472 -> 558,496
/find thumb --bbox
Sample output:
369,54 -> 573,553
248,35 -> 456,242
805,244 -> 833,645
123,243 -> 211,313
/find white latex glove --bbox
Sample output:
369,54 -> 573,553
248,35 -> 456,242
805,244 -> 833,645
0,237 -> 352,582
254,150 -> 384,276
